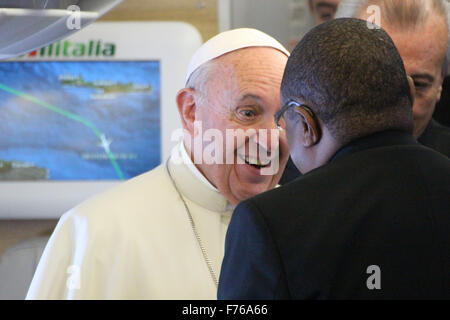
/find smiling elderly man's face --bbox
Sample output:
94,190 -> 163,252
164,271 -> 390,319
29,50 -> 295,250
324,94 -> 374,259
190,47 -> 289,205
309,0 -> 341,25
357,11 -> 448,138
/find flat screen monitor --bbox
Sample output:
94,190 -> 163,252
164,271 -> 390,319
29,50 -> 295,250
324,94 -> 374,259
0,60 -> 160,181
0,22 -> 203,218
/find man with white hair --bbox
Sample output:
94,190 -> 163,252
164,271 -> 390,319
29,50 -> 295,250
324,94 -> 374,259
337,0 -> 450,157
26,28 -> 290,299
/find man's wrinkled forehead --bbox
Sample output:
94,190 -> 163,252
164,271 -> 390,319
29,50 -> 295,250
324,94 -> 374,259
199,47 -> 287,112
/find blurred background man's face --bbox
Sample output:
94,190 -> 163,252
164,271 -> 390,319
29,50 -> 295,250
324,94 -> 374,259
193,47 -> 289,205
309,0 -> 342,26
359,13 -> 448,138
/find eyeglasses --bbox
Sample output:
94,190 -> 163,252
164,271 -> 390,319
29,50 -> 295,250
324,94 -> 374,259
274,100 -> 315,131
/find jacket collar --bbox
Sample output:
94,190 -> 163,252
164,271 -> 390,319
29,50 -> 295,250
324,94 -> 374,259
330,130 -> 418,163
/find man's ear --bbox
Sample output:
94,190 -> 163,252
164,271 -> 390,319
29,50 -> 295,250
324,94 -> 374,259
176,88 -> 197,137
407,75 -> 416,106
297,107 -> 321,147
436,83 -> 443,103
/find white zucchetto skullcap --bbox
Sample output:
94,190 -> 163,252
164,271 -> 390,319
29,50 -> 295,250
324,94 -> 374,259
185,28 -> 290,85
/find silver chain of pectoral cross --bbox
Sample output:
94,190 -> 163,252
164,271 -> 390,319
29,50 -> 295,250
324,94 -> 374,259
165,158 -> 219,289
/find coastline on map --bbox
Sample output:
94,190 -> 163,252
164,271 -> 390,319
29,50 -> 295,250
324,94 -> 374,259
0,159 -> 49,180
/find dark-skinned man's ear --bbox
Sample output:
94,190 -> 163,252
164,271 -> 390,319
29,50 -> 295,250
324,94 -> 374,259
176,88 -> 197,137
297,106 -> 321,147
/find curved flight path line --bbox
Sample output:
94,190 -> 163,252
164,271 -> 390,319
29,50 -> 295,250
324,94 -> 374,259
0,82 -> 125,180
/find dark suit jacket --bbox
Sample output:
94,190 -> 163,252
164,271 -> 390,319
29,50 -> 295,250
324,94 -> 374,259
218,131 -> 450,299
280,120 -> 450,185
433,76 -> 450,127
278,157 -> 301,185
419,119 -> 450,158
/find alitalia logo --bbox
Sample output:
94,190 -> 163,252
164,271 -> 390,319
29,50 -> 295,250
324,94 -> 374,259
27,39 -> 116,58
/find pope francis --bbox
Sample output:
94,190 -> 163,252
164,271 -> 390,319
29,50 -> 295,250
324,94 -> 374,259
26,28 -> 290,299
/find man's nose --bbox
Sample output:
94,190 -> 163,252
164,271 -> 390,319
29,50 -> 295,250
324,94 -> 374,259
251,124 -> 280,153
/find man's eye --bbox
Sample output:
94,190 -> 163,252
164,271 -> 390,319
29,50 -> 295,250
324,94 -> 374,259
239,109 -> 257,119
414,82 -> 430,90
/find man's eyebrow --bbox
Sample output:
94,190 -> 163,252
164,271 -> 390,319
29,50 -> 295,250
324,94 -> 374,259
239,94 -> 262,102
316,2 -> 336,10
410,74 -> 435,83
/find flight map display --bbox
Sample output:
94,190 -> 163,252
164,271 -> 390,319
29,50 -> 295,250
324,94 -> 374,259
0,61 -> 161,181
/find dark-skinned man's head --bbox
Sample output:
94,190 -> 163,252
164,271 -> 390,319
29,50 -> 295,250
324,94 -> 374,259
279,18 -> 415,174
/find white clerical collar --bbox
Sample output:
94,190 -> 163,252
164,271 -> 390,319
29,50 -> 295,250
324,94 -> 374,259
168,142 -> 234,214
179,142 -> 219,192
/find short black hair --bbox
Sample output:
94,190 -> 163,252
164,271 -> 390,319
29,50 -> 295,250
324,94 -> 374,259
281,18 -> 414,143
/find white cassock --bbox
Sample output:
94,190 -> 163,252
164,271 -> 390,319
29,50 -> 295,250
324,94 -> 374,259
26,27 -> 289,299
26,142 -> 233,299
